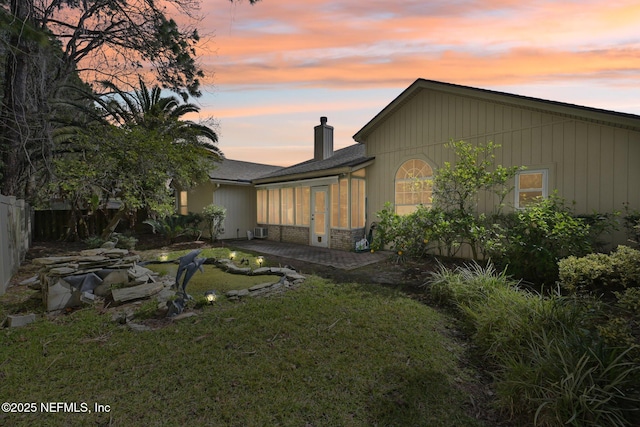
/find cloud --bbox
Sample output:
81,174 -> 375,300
194,0 -> 640,93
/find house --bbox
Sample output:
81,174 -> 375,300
178,159 -> 282,240
187,79 -> 640,251
354,79 -> 640,250
252,117 -> 374,250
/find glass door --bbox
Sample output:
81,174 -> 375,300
311,186 -> 328,247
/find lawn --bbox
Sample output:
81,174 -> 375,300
0,255 -> 486,426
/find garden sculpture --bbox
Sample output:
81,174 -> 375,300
175,249 -> 202,287
100,234 -> 119,249
179,257 -> 206,299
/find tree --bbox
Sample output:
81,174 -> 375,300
1,0 -> 256,198
431,140 -> 521,259
47,122 -> 214,239
89,77 -> 221,156
45,77 -> 222,239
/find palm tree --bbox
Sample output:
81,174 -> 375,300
93,76 -> 222,158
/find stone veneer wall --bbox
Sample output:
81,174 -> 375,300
265,225 -> 281,241
261,224 -> 309,245
260,224 -> 364,251
281,226 -> 310,245
330,228 -> 365,251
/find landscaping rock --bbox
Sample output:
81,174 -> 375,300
126,322 -> 152,332
170,312 -> 198,321
111,282 -> 164,303
6,313 -> 37,327
249,282 -> 274,292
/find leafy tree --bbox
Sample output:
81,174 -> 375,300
45,122 -> 213,239
431,140 -> 521,259
1,0 -> 259,198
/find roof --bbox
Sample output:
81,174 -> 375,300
208,159 -> 283,185
353,79 -> 640,142
253,144 -> 374,184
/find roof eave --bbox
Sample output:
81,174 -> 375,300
210,178 -> 253,186
252,158 -> 374,185
353,79 -> 640,142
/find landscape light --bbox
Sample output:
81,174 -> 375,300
257,256 -> 264,266
229,251 -> 236,260
204,290 -> 217,303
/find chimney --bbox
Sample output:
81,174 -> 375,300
314,116 -> 334,161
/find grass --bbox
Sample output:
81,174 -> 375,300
0,276 -> 483,426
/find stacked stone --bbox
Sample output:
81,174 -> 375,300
34,248 -> 164,311
214,259 -> 306,300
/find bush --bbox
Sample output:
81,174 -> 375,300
558,245 -> 640,296
202,204 -> 226,242
427,263 -> 640,426
484,194 -> 593,286
427,261 -> 516,309
371,203 -> 481,258
497,328 -> 640,427
143,213 -> 202,243
623,204 -> 640,247
83,233 -> 137,250
596,287 -> 640,361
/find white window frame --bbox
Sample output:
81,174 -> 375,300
395,159 -> 434,215
515,169 -> 548,209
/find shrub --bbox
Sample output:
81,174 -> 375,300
596,287 -> 640,361
426,263 -> 640,426
427,261 -> 516,309
143,213 -> 202,243
558,245 -> 640,296
484,194 -> 593,286
83,233 -> 137,250
431,140 -> 521,259
623,207 -> 640,247
83,235 -> 104,249
497,328 -> 640,427
115,233 -> 137,250
202,204 -> 226,242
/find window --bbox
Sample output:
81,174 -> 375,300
281,187 -> 294,225
268,189 -> 280,224
351,178 -> 365,228
331,178 -> 349,228
295,187 -> 310,225
178,191 -> 188,215
257,189 -> 267,223
515,170 -> 548,208
395,159 -> 433,215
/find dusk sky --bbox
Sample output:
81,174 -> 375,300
186,0 -> 640,166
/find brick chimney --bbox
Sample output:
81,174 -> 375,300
314,116 -> 334,161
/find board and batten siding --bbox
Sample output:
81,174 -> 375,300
363,88 -> 640,248
187,181 -> 257,240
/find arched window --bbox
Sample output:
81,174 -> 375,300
395,159 -> 433,215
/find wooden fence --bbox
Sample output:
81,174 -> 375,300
1,195 -> 32,295
33,209 -> 149,241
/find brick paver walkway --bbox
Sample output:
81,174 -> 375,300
229,239 -> 388,270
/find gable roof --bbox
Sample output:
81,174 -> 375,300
253,143 -> 374,184
208,159 -> 283,185
353,79 -> 640,142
